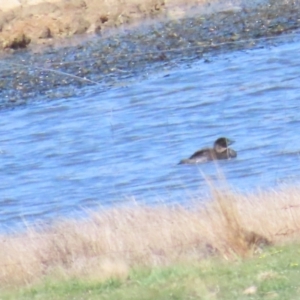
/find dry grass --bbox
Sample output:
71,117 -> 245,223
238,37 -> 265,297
1,185 -> 300,287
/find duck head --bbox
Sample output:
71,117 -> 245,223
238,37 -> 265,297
214,137 -> 235,154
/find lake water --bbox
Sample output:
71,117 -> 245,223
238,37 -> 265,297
1,32 -> 300,232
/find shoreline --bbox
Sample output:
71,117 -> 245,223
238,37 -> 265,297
1,185 -> 300,288
0,0 -> 299,109
0,0 -> 280,52
0,0 -> 209,50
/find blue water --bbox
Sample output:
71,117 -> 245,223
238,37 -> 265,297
1,34 -> 300,232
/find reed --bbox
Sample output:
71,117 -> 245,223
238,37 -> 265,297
1,185 -> 300,287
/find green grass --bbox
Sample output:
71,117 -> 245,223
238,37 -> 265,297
2,243 -> 300,300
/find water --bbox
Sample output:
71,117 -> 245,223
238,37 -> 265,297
1,34 -> 300,232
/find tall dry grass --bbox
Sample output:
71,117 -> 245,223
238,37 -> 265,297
1,185 -> 300,287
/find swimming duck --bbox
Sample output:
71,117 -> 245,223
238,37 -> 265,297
179,137 -> 237,164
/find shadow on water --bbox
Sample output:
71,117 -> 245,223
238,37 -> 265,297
1,0 -> 300,232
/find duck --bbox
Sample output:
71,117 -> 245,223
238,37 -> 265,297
179,137 -> 237,164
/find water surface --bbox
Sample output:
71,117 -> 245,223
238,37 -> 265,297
1,34 -> 300,232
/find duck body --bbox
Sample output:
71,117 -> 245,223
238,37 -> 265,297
179,137 -> 237,165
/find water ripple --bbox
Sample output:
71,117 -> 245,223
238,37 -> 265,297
1,34 -> 300,231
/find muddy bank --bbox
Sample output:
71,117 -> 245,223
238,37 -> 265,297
0,0 -> 300,109
0,0 -> 194,49
0,0 -> 288,50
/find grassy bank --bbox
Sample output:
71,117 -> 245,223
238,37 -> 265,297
1,185 -> 300,294
1,243 -> 300,299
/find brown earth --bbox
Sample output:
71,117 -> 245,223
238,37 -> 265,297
0,0 -> 211,50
